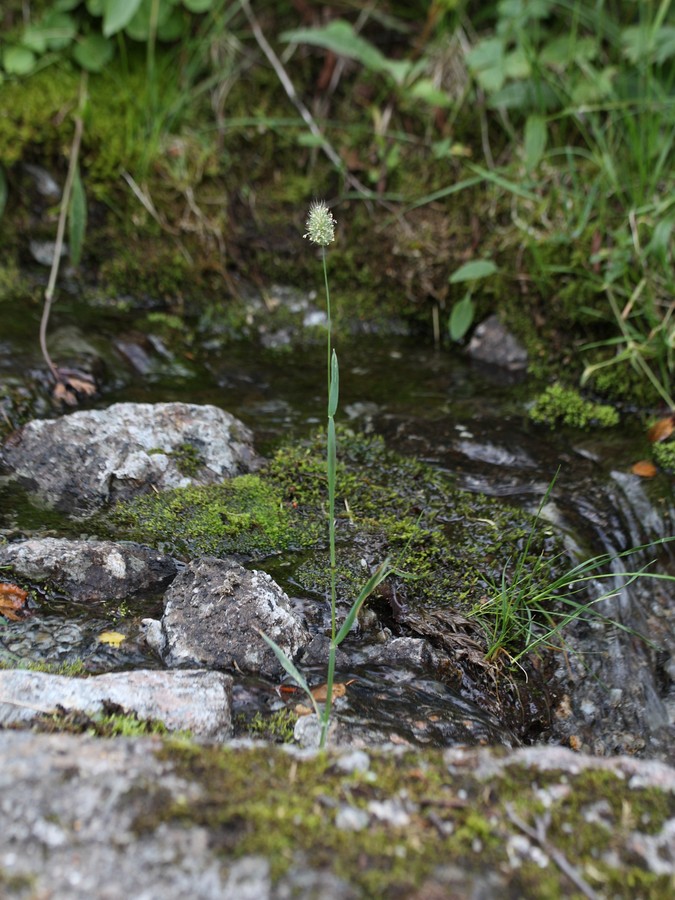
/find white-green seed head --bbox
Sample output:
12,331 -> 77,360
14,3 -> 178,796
304,201 -> 336,247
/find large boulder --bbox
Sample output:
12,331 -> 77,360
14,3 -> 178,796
0,537 -> 177,602
145,557 -> 310,678
0,402 -> 258,516
0,668 -> 233,739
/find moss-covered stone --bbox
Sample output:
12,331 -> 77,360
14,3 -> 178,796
136,740 -> 675,898
107,428 -> 551,615
529,383 -> 620,428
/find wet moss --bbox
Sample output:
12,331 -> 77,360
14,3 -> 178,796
529,384 -> 620,429
236,709 -> 298,744
653,441 -> 675,473
108,428 -> 551,614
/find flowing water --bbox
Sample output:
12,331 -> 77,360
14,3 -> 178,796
1,285 -> 673,758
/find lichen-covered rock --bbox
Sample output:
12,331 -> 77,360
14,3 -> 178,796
0,402 -> 258,516
0,537 -> 177,601
145,557 -> 310,677
0,668 -> 233,739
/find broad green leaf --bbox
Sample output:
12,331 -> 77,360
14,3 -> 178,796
21,26 -> 48,54
125,0 -> 178,42
328,350 -> 339,418
0,167 -> 7,220
281,21 -> 389,75
103,0 -> 143,37
42,11 -> 77,49
73,34 -> 115,71
646,218 -> 674,263
524,114 -> 546,172
407,78 -> 452,108
3,46 -> 36,75
448,294 -> 475,341
450,259 -> 497,283
655,27 -> 675,65
183,0 -> 213,11
540,34 -> 597,69
466,38 -> 505,93
55,0 -> 84,9
86,0 -> 105,14
504,47 -> 530,80
68,164 -> 87,267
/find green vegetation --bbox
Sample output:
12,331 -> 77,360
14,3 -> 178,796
468,476 -> 674,663
134,740 -> 675,897
529,383 -> 620,428
237,708 -> 298,743
260,202 -> 395,749
1,1 -> 672,407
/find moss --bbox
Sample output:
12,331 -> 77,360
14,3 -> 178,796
529,383 -> 620,429
0,659 -> 88,677
132,741 -> 675,897
27,702 -> 183,738
108,428 -> 551,614
653,441 -> 675,473
237,709 -> 298,743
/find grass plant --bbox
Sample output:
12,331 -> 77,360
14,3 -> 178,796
259,201 -> 394,748
470,475 -> 675,665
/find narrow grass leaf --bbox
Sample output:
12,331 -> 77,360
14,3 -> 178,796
327,417 -> 336,494
336,558 -> 392,644
328,351 -> 339,418
256,629 -> 320,716
0,167 -> 6,220
524,114 -> 547,172
68,163 -> 86,267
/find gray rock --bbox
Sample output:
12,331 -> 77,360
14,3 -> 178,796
146,557 -> 310,677
468,314 -> 528,370
0,537 -> 177,601
29,239 -> 67,266
0,733 -> 673,899
0,668 -> 232,739
0,402 -> 258,516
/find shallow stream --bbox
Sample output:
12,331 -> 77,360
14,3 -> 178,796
1,283 -> 674,758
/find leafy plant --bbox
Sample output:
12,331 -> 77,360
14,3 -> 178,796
447,258 -> 498,342
470,474 -> 674,664
260,202 -> 395,749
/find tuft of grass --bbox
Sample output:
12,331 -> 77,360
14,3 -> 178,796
470,475 -> 674,664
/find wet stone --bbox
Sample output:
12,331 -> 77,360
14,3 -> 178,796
0,402 -> 259,516
145,557 -> 311,678
0,537 -> 177,602
0,668 -> 233,739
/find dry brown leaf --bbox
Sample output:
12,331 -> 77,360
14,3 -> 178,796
632,460 -> 658,478
0,582 -> 29,621
310,680 -> 355,703
294,703 -> 313,717
648,415 -> 675,443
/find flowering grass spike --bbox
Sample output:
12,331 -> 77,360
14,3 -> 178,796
304,201 -> 336,247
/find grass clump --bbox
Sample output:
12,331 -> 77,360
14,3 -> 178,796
529,384 -> 620,428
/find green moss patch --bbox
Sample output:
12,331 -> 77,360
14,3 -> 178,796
139,741 -> 675,897
529,384 -> 620,429
108,428 -> 555,615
